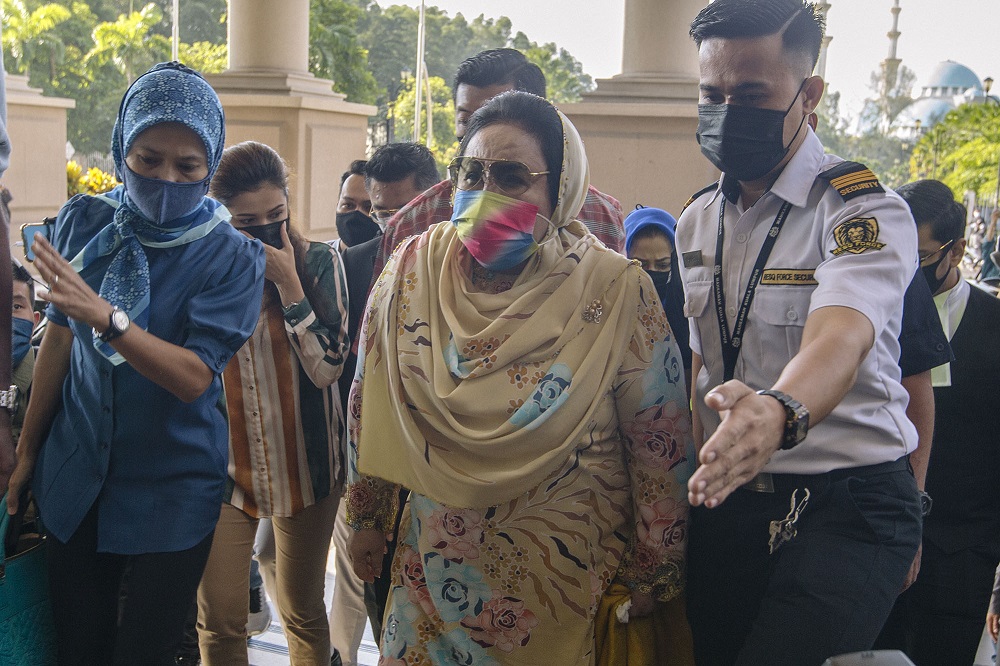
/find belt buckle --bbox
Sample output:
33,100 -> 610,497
743,472 -> 775,493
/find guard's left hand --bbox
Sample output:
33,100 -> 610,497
688,380 -> 785,508
33,234 -> 110,330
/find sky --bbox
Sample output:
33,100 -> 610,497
394,0 -> 998,122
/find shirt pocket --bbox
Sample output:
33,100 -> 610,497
684,280 -> 713,319
753,286 -> 813,363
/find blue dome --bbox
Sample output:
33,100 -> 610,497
894,97 -> 955,130
920,61 -> 983,97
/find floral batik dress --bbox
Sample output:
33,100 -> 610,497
346,281 -> 693,666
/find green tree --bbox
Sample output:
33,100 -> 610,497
178,40 -> 226,74
1,0 -> 71,80
174,0 -> 226,44
911,103 -> 1000,202
814,87 -> 850,157
389,75 -> 456,173
511,33 -> 593,103
817,63 -> 920,189
309,0 -> 380,104
85,3 -> 169,82
860,63 -> 917,136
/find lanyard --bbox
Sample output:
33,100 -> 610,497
713,198 -> 794,381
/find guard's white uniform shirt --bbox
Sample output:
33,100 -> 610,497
676,128 -> 918,474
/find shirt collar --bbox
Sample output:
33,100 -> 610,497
768,128 -> 824,208
704,127 -> 825,210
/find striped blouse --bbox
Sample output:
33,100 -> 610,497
224,241 -> 350,518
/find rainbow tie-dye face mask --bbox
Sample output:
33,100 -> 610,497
451,189 -> 541,271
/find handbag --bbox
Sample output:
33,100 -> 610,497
594,583 -> 695,666
0,491 -> 57,666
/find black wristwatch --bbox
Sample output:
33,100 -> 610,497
756,389 -> 810,450
919,491 -> 933,517
96,306 -> 130,343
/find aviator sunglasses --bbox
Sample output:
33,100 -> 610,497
448,157 -> 549,197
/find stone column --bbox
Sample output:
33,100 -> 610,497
586,0 -> 705,103
208,0 -> 375,240
4,74 -> 74,262
229,0 -> 309,73
562,0 -> 717,215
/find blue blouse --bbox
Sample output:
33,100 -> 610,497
34,187 -> 265,554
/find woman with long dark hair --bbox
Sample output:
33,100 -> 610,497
197,141 -> 349,665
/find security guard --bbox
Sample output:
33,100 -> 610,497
677,1 -> 923,664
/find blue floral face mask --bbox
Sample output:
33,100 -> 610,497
12,316 -> 33,367
123,165 -> 210,225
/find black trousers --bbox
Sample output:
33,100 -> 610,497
687,462 -> 922,666
875,540 -> 999,666
46,502 -> 215,666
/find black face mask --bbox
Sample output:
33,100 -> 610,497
336,210 -> 380,247
243,218 -> 288,249
696,80 -> 807,182
921,241 -> 955,294
646,269 -> 671,303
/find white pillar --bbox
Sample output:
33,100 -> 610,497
207,0 -> 376,241
565,0 -> 717,214
228,0 -> 309,73
587,0 -> 704,103
215,0 -> 332,96
621,0 -> 701,79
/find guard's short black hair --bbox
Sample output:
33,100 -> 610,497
12,261 -> 34,304
689,0 -> 826,71
364,143 -> 440,192
340,159 -> 366,189
453,49 -> 546,101
896,179 -> 967,243
460,91 -> 563,209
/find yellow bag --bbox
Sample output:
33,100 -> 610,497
594,583 -> 695,666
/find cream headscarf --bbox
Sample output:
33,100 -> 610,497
357,104 -> 644,509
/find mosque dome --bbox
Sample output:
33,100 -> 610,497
917,60 -> 984,98
894,97 -> 955,130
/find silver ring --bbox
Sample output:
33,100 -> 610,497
52,274 -> 59,287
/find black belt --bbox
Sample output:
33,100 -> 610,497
741,457 -> 911,494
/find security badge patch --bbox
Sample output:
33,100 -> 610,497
832,217 -> 886,256
820,161 -> 886,201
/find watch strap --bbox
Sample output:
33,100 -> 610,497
98,307 -> 128,343
0,385 -> 19,413
756,389 -> 809,450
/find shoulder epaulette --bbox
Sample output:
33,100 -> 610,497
681,182 -> 719,213
819,161 -> 885,202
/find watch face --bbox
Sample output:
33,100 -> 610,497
111,309 -> 130,332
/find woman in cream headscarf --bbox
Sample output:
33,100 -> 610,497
346,91 -> 692,665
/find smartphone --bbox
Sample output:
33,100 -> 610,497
20,218 -> 54,263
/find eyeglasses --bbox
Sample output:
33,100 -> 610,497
918,239 -> 956,264
370,208 -> 399,222
448,157 -> 549,197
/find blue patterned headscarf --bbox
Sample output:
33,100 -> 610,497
71,62 -> 229,365
111,61 -> 225,183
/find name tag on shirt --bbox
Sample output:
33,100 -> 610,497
682,251 -> 703,268
760,269 -> 818,286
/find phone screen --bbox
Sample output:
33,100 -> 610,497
20,219 -> 53,263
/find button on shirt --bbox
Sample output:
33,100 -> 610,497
225,241 -> 350,518
676,129 -> 918,474
34,190 -> 265,554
